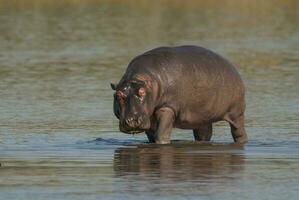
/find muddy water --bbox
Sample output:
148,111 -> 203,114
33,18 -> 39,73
0,0 -> 299,199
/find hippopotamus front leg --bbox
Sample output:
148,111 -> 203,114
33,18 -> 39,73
145,130 -> 155,143
148,107 -> 175,144
193,123 -> 213,141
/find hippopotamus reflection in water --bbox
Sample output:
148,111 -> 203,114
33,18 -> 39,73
111,45 -> 248,144
114,143 -> 245,183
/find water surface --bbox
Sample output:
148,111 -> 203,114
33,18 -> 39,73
0,0 -> 298,199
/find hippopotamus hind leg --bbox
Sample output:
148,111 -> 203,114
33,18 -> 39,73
193,123 -> 213,141
226,114 -> 248,143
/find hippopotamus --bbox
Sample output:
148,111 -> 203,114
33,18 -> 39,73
111,45 -> 248,144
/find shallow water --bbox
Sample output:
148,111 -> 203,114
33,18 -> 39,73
0,0 -> 299,199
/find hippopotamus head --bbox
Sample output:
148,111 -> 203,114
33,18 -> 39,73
111,79 -> 153,134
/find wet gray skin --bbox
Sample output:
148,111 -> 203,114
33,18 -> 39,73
0,1 -> 299,200
112,45 -> 248,144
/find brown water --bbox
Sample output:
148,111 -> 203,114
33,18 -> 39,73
0,0 -> 299,199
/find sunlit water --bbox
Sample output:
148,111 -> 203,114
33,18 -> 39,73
0,0 -> 298,199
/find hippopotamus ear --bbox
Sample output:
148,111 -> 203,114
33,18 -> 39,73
110,83 -> 117,90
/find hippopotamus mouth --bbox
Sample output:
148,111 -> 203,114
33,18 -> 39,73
120,128 -> 144,135
126,130 -> 144,134
119,121 -> 145,134
119,115 -> 150,134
